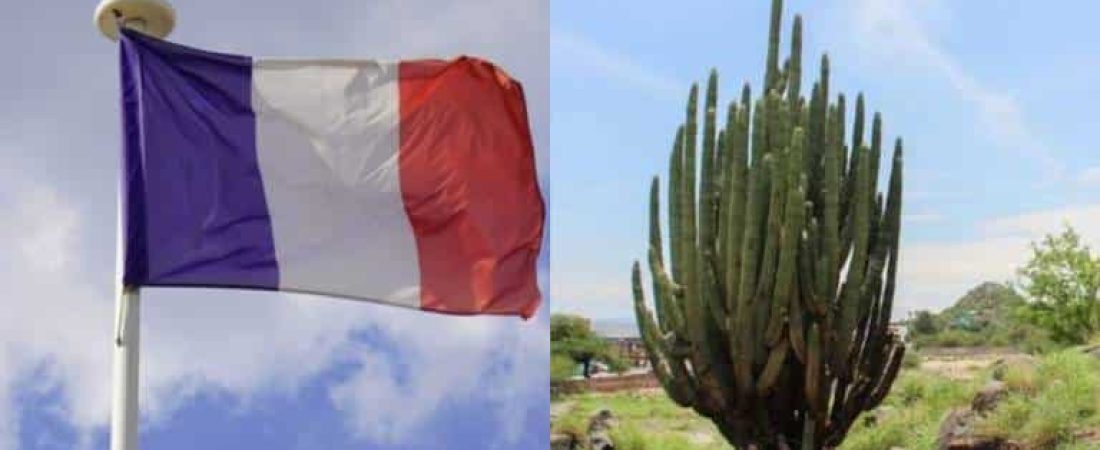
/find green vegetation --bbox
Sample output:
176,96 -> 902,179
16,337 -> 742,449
939,282 -> 1026,328
903,225 -> 1100,355
555,392 -> 734,450
840,372 -> 978,450
552,353 -> 577,381
1017,225 -> 1100,345
976,351 -> 1100,447
910,310 -> 938,335
848,350 -> 1100,449
551,313 -> 625,380
907,282 -> 1056,354
551,350 -> 1100,449
630,0 -> 905,447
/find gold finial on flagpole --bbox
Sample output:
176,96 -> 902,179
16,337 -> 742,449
94,0 -> 175,41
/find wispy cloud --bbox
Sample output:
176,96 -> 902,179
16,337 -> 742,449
0,169 -> 547,449
552,29 -> 684,101
330,312 -> 548,447
845,0 -> 1063,178
898,203 -> 1100,315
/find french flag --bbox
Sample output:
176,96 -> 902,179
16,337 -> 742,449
118,28 -> 544,318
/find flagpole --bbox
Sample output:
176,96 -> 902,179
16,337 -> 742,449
95,2 -> 175,449
111,286 -> 141,450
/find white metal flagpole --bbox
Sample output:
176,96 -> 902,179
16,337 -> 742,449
94,2 -> 176,449
111,286 -> 141,450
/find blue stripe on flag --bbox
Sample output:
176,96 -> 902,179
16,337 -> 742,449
120,29 -> 279,290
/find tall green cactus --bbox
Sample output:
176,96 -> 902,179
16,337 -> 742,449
631,0 -> 905,448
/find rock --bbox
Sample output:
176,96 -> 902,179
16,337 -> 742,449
942,437 -> 1022,449
971,381 -> 1008,413
550,433 -> 578,450
990,355 -> 1037,381
937,408 -> 976,450
589,434 -> 613,450
1082,344 -> 1100,360
937,406 -> 1022,449
588,409 -> 616,450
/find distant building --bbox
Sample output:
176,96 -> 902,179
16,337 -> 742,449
591,319 -> 650,370
607,336 -> 648,369
889,322 -> 909,343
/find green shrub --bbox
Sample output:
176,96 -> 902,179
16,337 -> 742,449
1016,225 -> 1100,345
553,411 -> 588,439
1006,323 -> 1058,354
999,362 -> 1039,395
551,353 -> 577,382
841,372 -> 978,450
914,329 -> 985,348
975,350 -> 1100,447
911,310 -> 939,335
975,396 -> 1031,441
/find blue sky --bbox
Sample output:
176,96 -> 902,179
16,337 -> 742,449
550,0 -> 1100,320
0,1 -> 547,449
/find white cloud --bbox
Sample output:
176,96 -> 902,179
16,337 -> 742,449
0,172 -> 546,449
329,312 -> 548,447
552,30 -> 684,101
550,274 -> 633,319
0,180 -> 111,442
551,199 -> 1100,325
14,188 -> 79,273
897,204 -> 1100,315
845,0 -> 1063,178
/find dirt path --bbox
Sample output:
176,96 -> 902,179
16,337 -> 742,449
917,346 -> 1023,380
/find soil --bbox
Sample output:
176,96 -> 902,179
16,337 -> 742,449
917,347 -> 1023,380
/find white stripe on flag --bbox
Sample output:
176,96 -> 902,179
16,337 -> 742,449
252,60 -> 421,307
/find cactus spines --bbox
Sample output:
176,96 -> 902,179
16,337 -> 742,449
632,0 -> 906,447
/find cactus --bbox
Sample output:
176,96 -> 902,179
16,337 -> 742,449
630,0 -> 906,448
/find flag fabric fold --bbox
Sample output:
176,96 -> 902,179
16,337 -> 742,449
119,28 -> 544,318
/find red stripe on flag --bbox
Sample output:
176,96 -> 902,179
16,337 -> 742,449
398,58 -> 544,319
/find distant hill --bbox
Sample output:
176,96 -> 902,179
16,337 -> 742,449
937,282 -> 1025,330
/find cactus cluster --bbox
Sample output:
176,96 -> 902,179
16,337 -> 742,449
630,0 -> 906,448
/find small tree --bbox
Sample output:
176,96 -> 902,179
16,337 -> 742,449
1016,225 -> 1100,344
550,314 -> 624,377
910,310 -> 938,335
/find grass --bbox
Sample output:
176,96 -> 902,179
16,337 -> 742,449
550,374 -> 978,450
609,426 -> 713,450
840,371 -> 980,450
909,321 -> 1057,355
551,390 -> 732,450
847,348 -> 1100,450
974,350 -> 1100,448
552,349 -> 1100,449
